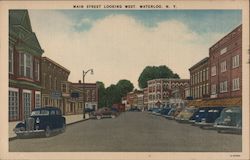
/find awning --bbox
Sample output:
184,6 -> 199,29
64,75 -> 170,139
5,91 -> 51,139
188,97 -> 241,107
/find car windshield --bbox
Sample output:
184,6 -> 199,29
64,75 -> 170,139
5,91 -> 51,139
31,110 -> 49,116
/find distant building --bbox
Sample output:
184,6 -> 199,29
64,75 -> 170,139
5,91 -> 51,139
41,57 -> 70,114
147,79 -> 189,108
189,57 -> 210,99
209,25 -> 242,99
143,88 -> 148,110
9,10 -> 44,121
71,82 -> 98,111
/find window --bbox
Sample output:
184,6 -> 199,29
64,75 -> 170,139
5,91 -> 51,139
9,47 -> 14,74
211,66 -> 216,76
232,55 -> 240,68
220,81 -> 228,93
54,78 -> 57,90
206,83 -> 209,94
220,61 -> 227,72
49,75 -> 52,90
35,91 -> 41,108
9,88 -> 19,121
202,69 -> 205,82
34,59 -> 40,81
211,84 -> 217,95
232,78 -> 240,91
19,53 -> 33,78
23,90 -> 32,119
220,47 -> 227,55
206,68 -> 209,80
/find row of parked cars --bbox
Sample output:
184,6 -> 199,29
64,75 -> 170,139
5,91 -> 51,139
148,105 -> 242,134
14,106 -> 121,138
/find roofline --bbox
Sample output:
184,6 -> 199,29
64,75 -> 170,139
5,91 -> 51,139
189,57 -> 209,71
209,24 -> 242,51
147,78 -> 190,82
42,56 -> 70,73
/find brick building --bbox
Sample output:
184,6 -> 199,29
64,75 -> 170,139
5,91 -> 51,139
188,25 -> 242,107
209,25 -> 242,100
143,88 -> 148,110
189,57 -> 210,99
147,79 -> 189,108
9,10 -> 44,121
71,82 -> 98,111
41,57 -> 70,114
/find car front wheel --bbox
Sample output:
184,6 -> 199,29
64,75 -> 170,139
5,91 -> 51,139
61,123 -> 66,133
96,115 -> 102,120
45,126 -> 51,137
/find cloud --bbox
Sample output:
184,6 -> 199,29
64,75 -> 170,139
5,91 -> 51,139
29,11 -> 225,88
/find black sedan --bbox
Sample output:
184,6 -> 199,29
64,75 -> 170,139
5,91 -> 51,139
14,106 -> 66,138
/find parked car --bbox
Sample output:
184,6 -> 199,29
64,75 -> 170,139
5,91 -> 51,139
189,107 -> 206,123
164,108 -> 176,119
175,107 -> 198,123
13,107 -> 66,138
160,107 -> 171,116
194,106 -> 225,128
93,107 -> 119,120
128,107 -> 141,112
214,107 -> 242,134
151,108 -> 162,115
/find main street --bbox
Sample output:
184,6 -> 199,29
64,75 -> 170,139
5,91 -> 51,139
9,112 -> 241,152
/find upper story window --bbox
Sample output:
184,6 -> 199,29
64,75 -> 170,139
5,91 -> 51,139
220,81 -> 228,93
232,78 -> 240,91
211,84 -> 217,95
34,59 -> 40,81
61,82 -> 68,93
220,61 -> 227,73
19,53 -> 33,79
232,54 -> 240,69
9,47 -> 14,74
211,66 -> 216,76
220,47 -> 227,55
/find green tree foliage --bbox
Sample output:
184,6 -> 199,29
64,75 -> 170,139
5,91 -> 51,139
96,80 -> 134,108
96,81 -> 106,108
138,65 -> 180,89
116,79 -> 134,97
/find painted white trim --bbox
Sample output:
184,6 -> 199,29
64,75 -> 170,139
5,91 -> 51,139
9,87 -> 18,92
35,91 -> 41,95
23,89 -> 32,93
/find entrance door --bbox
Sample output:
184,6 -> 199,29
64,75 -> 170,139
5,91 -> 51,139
23,90 -> 32,120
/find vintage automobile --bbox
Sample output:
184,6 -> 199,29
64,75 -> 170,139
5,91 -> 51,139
213,107 -> 242,134
13,107 -> 66,138
160,107 -> 171,116
175,106 -> 198,123
93,107 -> 119,120
194,106 -> 225,128
151,108 -> 162,116
165,107 -> 183,120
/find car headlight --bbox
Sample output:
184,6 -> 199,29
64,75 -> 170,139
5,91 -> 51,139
36,118 -> 40,123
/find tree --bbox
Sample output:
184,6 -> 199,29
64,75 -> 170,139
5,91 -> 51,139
116,79 -> 134,97
138,65 -> 180,89
105,84 -> 120,107
96,81 -> 106,108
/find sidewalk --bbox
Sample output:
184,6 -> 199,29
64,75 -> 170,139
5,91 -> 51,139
9,113 -> 90,139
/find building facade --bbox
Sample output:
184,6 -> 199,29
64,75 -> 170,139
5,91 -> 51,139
71,82 -> 98,111
189,57 -> 210,99
143,88 -> 148,110
147,79 -> 189,108
41,57 -> 70,114
209,25 -> 242,99
9,10 -> 44,121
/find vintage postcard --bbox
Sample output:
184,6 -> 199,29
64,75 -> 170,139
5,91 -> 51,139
0,0 -> 249,160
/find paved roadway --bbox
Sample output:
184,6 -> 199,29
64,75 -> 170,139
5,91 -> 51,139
9,112 -> 241,152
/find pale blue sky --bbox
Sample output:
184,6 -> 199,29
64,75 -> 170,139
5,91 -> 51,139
29,10 -> 242,88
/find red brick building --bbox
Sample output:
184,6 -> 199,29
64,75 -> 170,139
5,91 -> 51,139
209,25 -> 242,99
71,82 -> 98,111
9,10 -> 44,121
147,79 -> 189,108
189,57 -> 210,99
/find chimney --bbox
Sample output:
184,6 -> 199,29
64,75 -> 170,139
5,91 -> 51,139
79,80 -> 81,84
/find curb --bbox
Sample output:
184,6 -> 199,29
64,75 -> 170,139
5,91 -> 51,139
9,118 -> 90,141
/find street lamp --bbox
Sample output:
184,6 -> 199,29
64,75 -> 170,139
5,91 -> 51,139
82,69 -> 94,119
